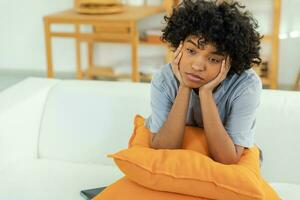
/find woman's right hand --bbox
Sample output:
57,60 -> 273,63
171,42 -> 186,87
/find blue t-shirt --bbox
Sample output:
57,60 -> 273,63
145,63 -> 262,148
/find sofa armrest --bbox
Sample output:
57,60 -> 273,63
0,78 -> 60,170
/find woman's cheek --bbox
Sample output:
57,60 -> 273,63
211,69 -> 221,79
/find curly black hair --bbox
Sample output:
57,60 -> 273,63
161,0 -> 262,75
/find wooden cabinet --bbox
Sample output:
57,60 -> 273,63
253,0 -> 281,89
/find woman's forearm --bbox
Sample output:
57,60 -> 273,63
199,89 -> 239,164
151,85 -> 191,149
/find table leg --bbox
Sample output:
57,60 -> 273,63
293,70 -> 300,91
44,20 -> 53,78
75,25 -> 83,79
130,22 -> 140,82
87,41 -> 95,79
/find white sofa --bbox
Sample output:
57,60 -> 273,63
0,77 -> 299,200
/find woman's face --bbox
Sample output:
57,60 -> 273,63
179,36 -> 226,89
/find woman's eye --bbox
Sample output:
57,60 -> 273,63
186,48 -> 196,55
209,57 -> 221,63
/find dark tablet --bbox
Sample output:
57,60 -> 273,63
80,187 -> 107,200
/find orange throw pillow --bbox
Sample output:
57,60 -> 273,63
108,115 -> 280,200
93,177 -> 211,200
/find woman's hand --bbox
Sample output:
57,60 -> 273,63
199,56 -> 231,93
171,42 -> 188,88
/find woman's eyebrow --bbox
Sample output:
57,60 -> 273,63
210,51 -> 225,56
186,40 -> 200,48
186,39 -> 225,56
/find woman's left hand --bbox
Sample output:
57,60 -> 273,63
199,56 -> 231,93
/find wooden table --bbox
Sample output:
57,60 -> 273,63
43,6 -> 167,82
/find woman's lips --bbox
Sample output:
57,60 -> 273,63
186,73 -> 204,83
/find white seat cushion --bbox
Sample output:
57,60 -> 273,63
270,182 -> 300,200
0,159 -> 123,200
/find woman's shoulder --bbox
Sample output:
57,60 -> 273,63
242,68 -> 262,83
151,63 -> 179,100
152,63 -> 176,84
223,68 -> 262,98
239,68 -> 262,90
152,63 -> 172,81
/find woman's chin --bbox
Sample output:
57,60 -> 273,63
185,81 -> 205,89
190,85 -> 202,89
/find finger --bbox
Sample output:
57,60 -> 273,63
173,41 -> 183,59
220,59 -> 226,74
225,56 -> 231,71
173,43 -> 182,60
172,52 -> 183,80
217,60 -> 227,80
173,51 -> 183,66
220,59 -> 230,80
172,64 -> 181,82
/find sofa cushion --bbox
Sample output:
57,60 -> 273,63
0,78 -> 61,171
93,177 -> 210,200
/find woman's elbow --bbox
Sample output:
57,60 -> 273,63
150,133 -> 179,149
150,133 -> 161,149
214,154 -> 241,165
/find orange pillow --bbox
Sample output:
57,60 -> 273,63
128,115 -> 210,155
93,177 -> 211,200
108,115 -> 280,200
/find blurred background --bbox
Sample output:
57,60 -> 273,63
0,0 -> 299,91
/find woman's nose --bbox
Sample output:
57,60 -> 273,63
191,60 -> 205,71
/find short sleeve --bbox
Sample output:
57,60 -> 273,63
225,80 -> 262,148
145,72 -> 173,133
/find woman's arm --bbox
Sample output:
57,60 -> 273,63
199,89 -> 244,164
151,85 -> 191,149
198,58 -> 244,164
